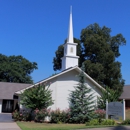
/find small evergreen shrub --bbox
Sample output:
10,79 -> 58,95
122,119 -> 130,125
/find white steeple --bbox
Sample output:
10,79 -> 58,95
67,6 -> 73,43
61,6 -> 79,71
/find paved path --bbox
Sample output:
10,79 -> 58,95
0,113 -> 13,122
0,123 -> 21,130
0,113 -> 21,130
82,126 -> 130,130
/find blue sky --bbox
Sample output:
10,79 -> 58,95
0,0 -> 130,85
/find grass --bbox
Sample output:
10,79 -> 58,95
17,122 -> 117,130
17,122 -> 87,130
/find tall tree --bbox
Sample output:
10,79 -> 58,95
20,84 -> 53,110
0,54 -> 37,83
97,87 -> 119,109
69,65 -> 95,123
53,23 -> 126,95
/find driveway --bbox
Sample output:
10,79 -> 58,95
0,113 -> 14,122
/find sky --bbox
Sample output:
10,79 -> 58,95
0,0 -> 130,85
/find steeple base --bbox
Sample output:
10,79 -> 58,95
61,55 -> 79,71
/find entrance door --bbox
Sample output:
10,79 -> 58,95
2,100 -> 14,113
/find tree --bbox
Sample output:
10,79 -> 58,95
0,54 -> 37,83
69,65 -> 95,123
20,84 -> 53,110
97,87 -> 119,109
53,23 -> 126,95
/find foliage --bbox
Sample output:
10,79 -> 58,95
35,108 -> 50,123
20,84 -> 53,111
69,64 -> 96,123
0,54 -> 37,83
86,119 -> 115,126
50,108 -> 70,123
94,109 -> 106,120
97,87 -> 119,109
101,119 -> 115,125
86,119 -> 100,126
122,119 -> 130,125
12,110 -> 31,121
53,23 -> 126,95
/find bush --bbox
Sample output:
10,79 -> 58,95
12,110 -> 31,121
101,119 -> 115,125
50,108 -> 70,123
94,109 -> 106,119
86,119 -> 115,126
122,119 -> 130,125
35,108 -> 50,123
86,119 -> 100,126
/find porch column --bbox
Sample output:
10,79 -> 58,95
0,100 -> 2,113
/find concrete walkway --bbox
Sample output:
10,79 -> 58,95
0,113 -> 21,129
0,123 -> 21,130
0,113 -> 14,122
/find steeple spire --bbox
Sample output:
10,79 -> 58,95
61,6 -> 79,71
67,6 -> 74,43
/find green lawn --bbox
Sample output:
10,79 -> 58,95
17,122 -> 88,130
17,122 -> 117,130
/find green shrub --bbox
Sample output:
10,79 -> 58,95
101,119 -> 115,125
35,108 -> 50,123
122,119 -> 130,125
86,119 -> 100,126
94,109 -> 106,119
86,119 -> 115,126
12,110 -> 31,121
50,108 -> 70,123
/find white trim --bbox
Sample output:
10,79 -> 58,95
63,42 -> 78,46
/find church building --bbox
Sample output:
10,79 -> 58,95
15,8 -> 104,110
0,8 -> 105,113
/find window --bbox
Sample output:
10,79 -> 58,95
70,47 -> 73,53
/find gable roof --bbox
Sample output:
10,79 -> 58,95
0,82 -> 32,99
119,85 -> 130,99
15,66 -> 105,94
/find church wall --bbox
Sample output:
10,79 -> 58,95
47,69 -> 102,110
55,70 -> 78,110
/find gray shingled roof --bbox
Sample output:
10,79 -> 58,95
119,85 -> 130,99
0,82 -> 32,99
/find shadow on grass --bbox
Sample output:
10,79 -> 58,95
110,126 -> 130,130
